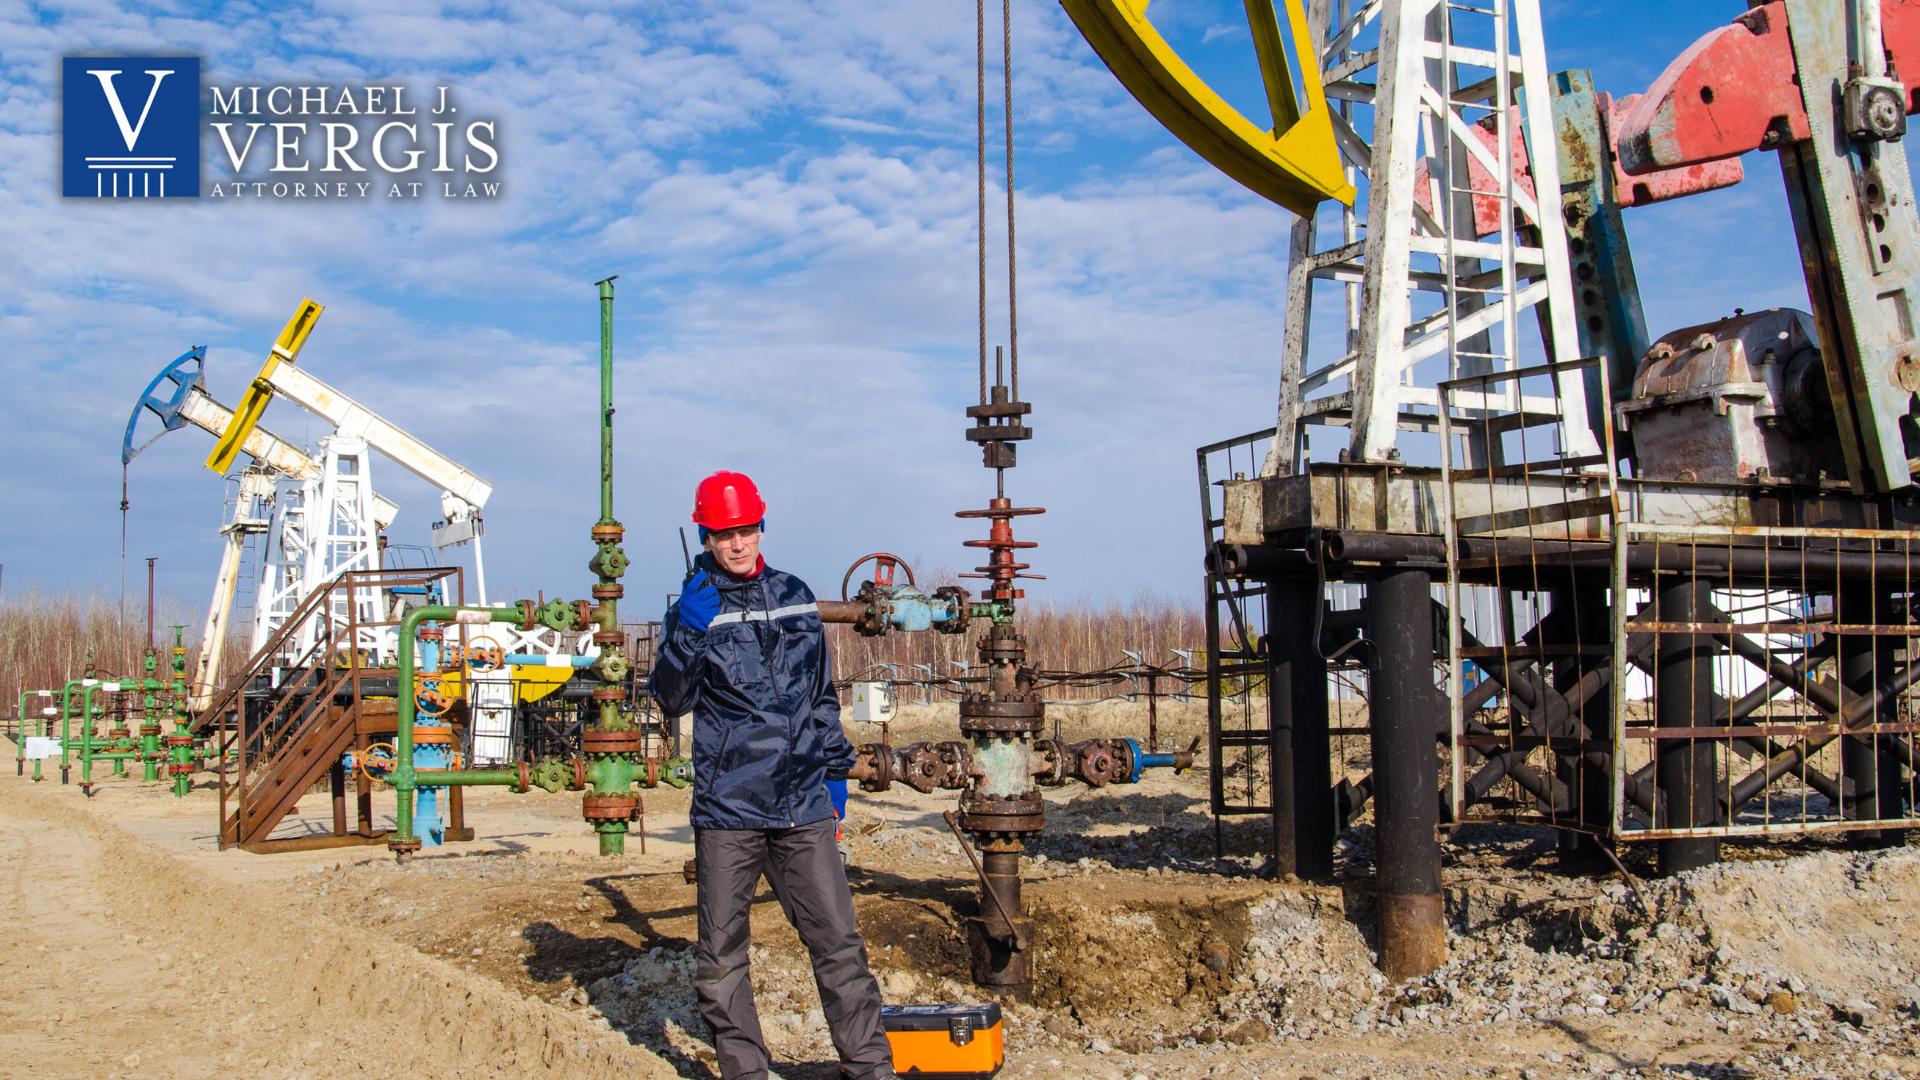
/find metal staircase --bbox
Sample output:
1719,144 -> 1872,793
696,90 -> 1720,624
202,566 -> 464,852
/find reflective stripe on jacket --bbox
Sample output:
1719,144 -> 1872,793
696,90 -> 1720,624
649,553 -> 855,830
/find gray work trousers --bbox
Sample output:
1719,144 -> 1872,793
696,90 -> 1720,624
694,818 -> 893,1080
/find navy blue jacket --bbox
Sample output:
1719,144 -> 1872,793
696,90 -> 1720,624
650,554 -> 855,830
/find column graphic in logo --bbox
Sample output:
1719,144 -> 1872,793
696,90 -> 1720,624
62,56 -> 200,199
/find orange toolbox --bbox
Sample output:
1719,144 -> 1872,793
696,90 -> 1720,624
880,1002 -> 1004,1078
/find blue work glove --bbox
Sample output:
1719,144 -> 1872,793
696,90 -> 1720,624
675,568 -> 720,634
827,778 -> 849,820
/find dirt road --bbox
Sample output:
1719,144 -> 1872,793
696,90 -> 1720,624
0,778 -> 672,1079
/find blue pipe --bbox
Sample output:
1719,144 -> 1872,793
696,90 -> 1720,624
504,653 -> 595,667
1124,738 -> 1179,784
415,742 -> 451,847
882,590 -> 966,633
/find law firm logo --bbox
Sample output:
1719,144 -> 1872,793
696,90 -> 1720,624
62,56 -> 201,198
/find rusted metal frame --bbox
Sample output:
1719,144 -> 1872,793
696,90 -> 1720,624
1619,536 -> 1899,842
1448,453 -> 1607,482
1633,815 -> 1920,842
1454,604 -> 1639,746
1455,636 -> 1660,818
1440,356 -> 1619,822
1681,599 -> 1920,768
1836,583 -> 1911,838
1639,619 -> 1897,636
1457,643 -> 1602,659
1458,733 -> 1614,752
1197,435 -> 1230,853
1455,715 -> 1573,815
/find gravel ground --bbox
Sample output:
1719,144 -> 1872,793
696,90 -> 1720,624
10,704 -> 1919,1079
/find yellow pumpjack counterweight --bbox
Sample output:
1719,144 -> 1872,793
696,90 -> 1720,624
205,298 -> 324,475
1058,0 -> 1355,215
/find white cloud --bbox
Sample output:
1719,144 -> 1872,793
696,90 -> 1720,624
0,0 -> 1855,624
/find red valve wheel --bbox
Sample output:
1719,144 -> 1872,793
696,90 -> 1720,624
839,552 -> 916,601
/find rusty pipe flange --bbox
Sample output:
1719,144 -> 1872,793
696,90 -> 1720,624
582,794 -> 639,822
412,725 -> 457,746
139,724 -> 162,736
165,762 -> 193,775
851,581 -> 891,636
388,836 -> 422,855
570,757 -> 590,790
163,735 -> 194,748
592,630 -> 626,647
1028,738 -> 1070,785
591,522 -> 626,544
590,686 -> 625,702
959,792 -> 1045,835
418,626 -> 445,642
932,586 -> 972,634
591,583 -> 624,600
582,730 -> 644,757
895,742 -> 967,793
108,728 -> 131,740
517,760 -> 533,794
976,640 -> 1027,665
855,742 -> 897,792
958,697 -> 1044,735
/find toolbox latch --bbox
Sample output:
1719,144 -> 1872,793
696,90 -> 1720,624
947,1014 -> 975,1046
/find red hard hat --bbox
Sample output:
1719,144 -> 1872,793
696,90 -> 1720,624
692,470 -> 767,531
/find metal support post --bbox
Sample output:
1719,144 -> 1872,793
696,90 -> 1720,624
1268,573 -> 1333,879
1655,575 -> 1720,874
1839,583 -> 1907,847
1555,584 -> 1613,866
1366,567 -> 1446,980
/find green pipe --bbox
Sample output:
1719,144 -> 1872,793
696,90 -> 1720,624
139,648 -> 162,782
411,768 -> 519,787
599,275 -> 616,526
57,678 -> 91,783
584,275 -> 637,857
391,605 -> 524,854
16,689 -> 56,781
78,681 -> 153,785
76,683 -> 107,785
168,628 -> 193,797
14,691 -> 31,777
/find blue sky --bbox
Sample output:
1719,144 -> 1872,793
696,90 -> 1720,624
0,1 -> 1835,624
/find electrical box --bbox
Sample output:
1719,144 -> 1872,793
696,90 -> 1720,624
852,681 -> 894,724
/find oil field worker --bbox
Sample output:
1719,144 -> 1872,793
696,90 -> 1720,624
650,469 -> 896,1080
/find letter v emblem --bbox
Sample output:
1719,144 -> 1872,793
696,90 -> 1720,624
86,68 -> 172,151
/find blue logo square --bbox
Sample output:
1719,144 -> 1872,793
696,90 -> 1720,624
62,56 -> 200,199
